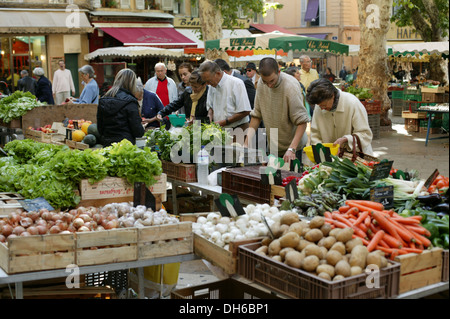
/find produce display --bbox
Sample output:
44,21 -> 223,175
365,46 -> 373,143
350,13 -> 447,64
0,91 -> 46,123
27,124 -> 57,134
145,123 -> 230,162
255,214 -> 392,281
0,139 -> 162,208
0,202 -> 178,245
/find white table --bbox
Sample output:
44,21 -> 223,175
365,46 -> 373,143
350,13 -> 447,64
0,253 -> 197,299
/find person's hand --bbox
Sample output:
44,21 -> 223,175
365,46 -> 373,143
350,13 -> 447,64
156,114 -> 163,121
333,137 -> 348,153
72,90 -> 75,96
283,149 -> 296,164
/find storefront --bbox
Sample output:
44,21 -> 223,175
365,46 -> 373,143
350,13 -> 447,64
0,8 -> 93,95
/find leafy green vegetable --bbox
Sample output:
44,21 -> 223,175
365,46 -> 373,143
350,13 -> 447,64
0,91 -> 46,123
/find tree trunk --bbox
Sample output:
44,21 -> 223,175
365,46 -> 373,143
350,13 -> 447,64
199,0 -> 229,61
357,0 -> 393,127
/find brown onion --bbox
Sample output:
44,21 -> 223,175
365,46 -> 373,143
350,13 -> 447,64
36,219 -> 47,227
73,218 -> 85,229
20,231 -> 31,237
1,224 -> 13,237
51,213 -> 63,222
67,224 -> 76,233
0,234 -> 5,243
0,220 -> 6,228
57,221 -> 69,231
41,211 -> 51,221
60,230 -> 71,234
79,214 -> 92,223
8,213 -> 21,224
27,226 -> 39,235
20,217 -> 33,228
13,226 -> 26,236
77,226 -> 90,232
27,211 -> 40,221
49,225 -> 61,234
92,214 -> 103,224
69,209 -> 78,216
36,225 -> 47,235
62,213 -> 73,223
105,220 -> 118,230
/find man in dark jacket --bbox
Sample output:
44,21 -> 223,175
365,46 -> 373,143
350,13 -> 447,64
97,88 -> 145,147
18,70 -> 37,95
33,67 -> 54,105
214,59 -> 256,109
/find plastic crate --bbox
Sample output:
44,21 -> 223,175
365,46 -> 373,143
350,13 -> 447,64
361,100 -> 382,115
171,278 -> 280,299
221,167 -> 271,204
403,94 -> 422,102
238,243 -> 401,299
85,270 -> 128,294
391,90 -> 404,99
442,250 -> 449,282
391,99 -> 404,116
368,114 -> 380,140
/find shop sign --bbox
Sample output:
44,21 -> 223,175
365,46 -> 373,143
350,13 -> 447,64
307,40 -> 330,50
230,37 -> 256,47
174,17 -> 250,29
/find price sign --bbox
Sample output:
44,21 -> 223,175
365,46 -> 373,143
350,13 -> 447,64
260,166 -> 282,185
424,169 -> 440,189
370,186 -> 394,209
214,193 -> 246,218
133,182 -> 155,211
285,178 -> 299,203
369,160 -> 394,181
290,158 -> 303,173
311,143 -> 332,164
19,197 -> 54,212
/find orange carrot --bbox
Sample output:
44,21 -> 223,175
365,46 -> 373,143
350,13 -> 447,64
347,207 -> 360,216
347,200 -> 384,211
324,211 -> 332,219
345,201 -> 382,213
332,212 -> 353,227
353,210 -> 370,226
338,206 -> 351,214
402,247 -> 424,254
390,249 -> 399,260
405,225 -> 431,237
364,216 -> 371,227
367,230 -> 385,252
392,217 -> 421,225
383,233 -> 403,249
358,223 -> 368,233
325,218 -> 348,229
371,211 -> 403,243
352,225 -> 368,239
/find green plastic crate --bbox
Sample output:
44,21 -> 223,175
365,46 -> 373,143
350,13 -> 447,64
391,90 -> 404,99
403,94 -> 422,101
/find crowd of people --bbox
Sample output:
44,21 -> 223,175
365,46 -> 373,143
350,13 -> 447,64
96,55 -> 373,165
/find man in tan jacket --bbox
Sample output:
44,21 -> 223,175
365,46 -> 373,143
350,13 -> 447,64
245,58 -> 310,163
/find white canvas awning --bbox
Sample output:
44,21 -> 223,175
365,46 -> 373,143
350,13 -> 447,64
390,41 -> 449,57
84,46 -> 184,60
0,8 -> 93,34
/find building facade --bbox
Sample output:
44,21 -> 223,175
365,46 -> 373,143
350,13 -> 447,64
0,0 -> 93,94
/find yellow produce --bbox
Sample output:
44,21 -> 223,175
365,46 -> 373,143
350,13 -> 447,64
81,122 -> 91,135
72,130 -> 86,142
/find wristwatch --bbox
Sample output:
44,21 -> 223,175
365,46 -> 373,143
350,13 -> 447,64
287,147 -> 296,153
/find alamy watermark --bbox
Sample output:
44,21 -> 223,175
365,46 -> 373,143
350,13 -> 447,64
65,3 -> 81,29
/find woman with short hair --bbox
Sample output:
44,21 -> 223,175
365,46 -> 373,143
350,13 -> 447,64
32,67 -> 54,105
306,78 -> 373,155
96,68 -> 144,146
73,65 -> 99,104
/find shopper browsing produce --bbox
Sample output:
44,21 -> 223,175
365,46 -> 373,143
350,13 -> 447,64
245,57 -> 310,164
306,78 -> 373,155
96,68 -> 145,147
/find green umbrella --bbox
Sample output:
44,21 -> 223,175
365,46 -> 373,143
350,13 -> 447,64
268,36 -> 349,56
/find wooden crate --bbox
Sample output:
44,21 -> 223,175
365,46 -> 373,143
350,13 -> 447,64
405,119 -> 420,132
75,228 -> 138,266
65,139 -> 90,150
193,233 -> 262,275
442,250 -> 449,282
24,128 -> 60,144
0,233 -> 75,274
0,118 -> 21,129
422,92 -> 445,103
421,87 -> 446,94
137,222 -> 193,260
161,160 -> 196,182
402,111 -> 427,119
0,192 -> 24,218
395,247 -> 443,294
79,175 -> 167,201
270,185 -> 285,205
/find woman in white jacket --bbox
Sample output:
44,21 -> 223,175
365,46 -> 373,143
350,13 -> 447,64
306,78 -> 374,155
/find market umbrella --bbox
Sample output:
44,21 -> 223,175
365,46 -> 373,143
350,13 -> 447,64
389,41 -> 449,59
205,31 -> 349,56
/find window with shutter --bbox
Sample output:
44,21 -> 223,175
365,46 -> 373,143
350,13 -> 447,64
301,0 -> 307,27
161,0 -> 173,10
319,0 -> 326,26
135,0 -> 145,10
191,1 -> 199,17
120,0 -> 131,9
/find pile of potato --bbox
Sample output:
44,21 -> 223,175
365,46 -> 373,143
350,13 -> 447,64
255,212 -> 390,281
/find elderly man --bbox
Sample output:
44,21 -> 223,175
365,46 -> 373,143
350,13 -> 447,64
245,62 -> 260,89
244,58 -> 310,163
144,62 -> 178,107
299,55 -> 319,90
18,70 -> 37,95
198,60 -> 251,130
